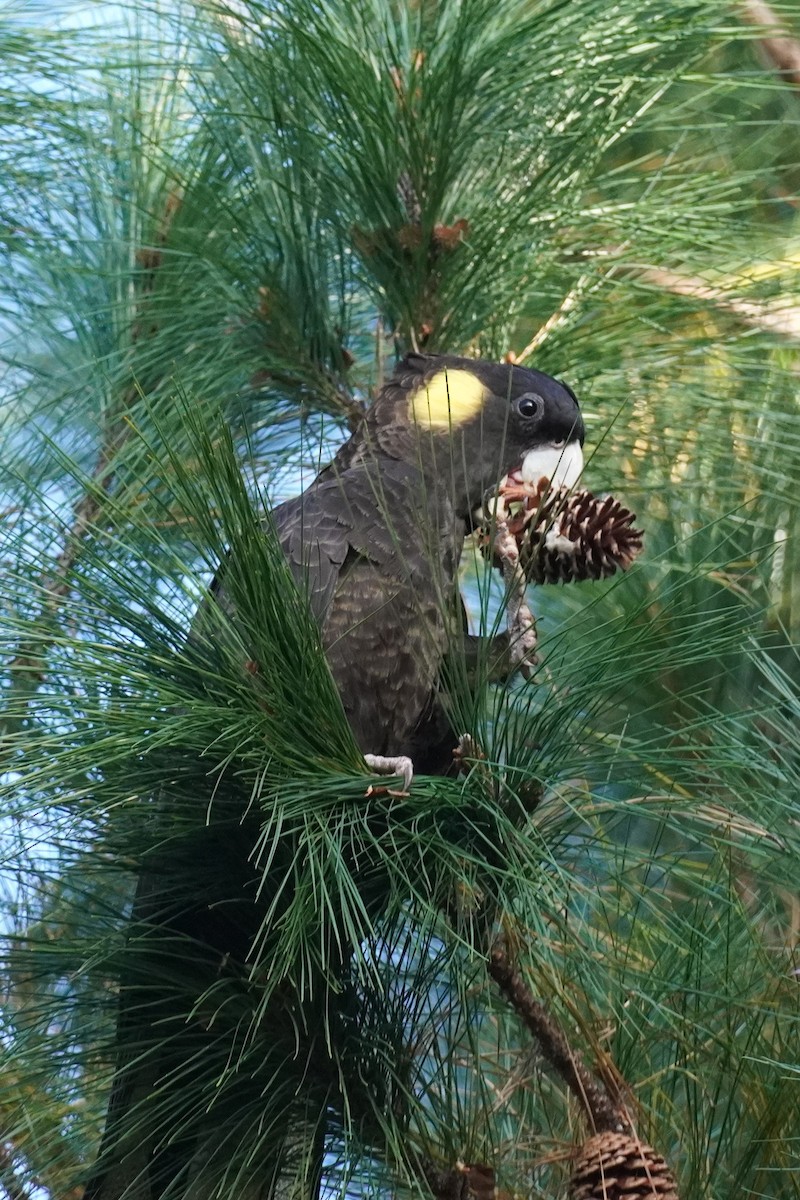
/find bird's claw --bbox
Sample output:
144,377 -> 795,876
452,733 -> 485,775
364,753 -> 414,796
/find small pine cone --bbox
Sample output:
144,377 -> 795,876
481,478 -> 643,585
569,1132 -> 679,1200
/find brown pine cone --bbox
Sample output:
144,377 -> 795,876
569,1131 -> 679,1200
480,478 -> 643,584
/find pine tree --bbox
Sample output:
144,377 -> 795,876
2,2 -> 800,1198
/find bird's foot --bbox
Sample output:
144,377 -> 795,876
364,753 -> 414,797
452,733 -> 485,775
493,515 -> 539,680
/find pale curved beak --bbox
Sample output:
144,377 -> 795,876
520,440 -> 583,489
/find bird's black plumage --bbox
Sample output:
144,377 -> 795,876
258,352 -> 584,775
84,352 -> 583,1199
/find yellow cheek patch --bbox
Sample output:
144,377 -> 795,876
409,368 -> 488,431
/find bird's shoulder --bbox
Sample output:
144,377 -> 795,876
273,457 -> 439,622
274,456 -> 430,563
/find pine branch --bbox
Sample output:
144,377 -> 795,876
2,192 -> 181,747
740,0 -> 800,90
8,439 -> 119,676
642,267 -> 800,340
4,5 -> 800,1196
487,941 -> 684,1199
487,937 -> 627,1136
507,275 -> 593,362
0,421 -> 132,766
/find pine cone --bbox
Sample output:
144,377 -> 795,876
569,1131 -> 679,1200
481,478 -> 643,585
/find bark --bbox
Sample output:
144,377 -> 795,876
740,0 -> 800,90
487,938 -> 628,1136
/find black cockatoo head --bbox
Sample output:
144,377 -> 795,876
370,353 -> 585,522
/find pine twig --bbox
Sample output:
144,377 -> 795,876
487,937 -> 628,1136
507,276 -> 590,362
0,436 -> 125,766
740,0 -> 800,90
2,192 -> 181,744
642,267 -> 800,340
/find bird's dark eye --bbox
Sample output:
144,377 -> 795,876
515,392 -> 544,420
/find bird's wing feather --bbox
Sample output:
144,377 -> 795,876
271,490 -> 350,626
272,460 -> 427,626
272,462 -> 458,758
